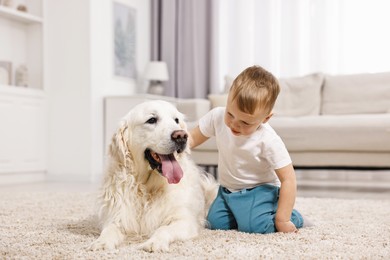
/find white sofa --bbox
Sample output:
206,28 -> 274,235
186,72 -> 390,169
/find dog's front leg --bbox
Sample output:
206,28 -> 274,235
139,218 -> 199,252
88,223 -> 125,250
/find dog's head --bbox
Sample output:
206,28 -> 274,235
110,100 -> 189,184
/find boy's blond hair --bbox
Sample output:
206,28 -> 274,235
229,65 -> 280,115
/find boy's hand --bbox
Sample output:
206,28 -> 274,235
275,220 -> 298,233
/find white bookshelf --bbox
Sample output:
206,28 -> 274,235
0,1 -> 43,90
0,5 -> 43,24
0,84 -> 45,97
0,1 -> 46,184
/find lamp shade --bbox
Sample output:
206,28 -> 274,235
144,61 -> 169,81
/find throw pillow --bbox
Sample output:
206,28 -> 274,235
273,73 -> 324,117
321,72 -> 390,115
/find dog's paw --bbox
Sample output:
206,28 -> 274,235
138,238 -> 170,252
87,238 -> 117,251
87,224 -> 124,251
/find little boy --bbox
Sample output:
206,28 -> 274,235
190,65 -> 309,233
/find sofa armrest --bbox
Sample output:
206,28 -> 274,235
176,98 -> 211,122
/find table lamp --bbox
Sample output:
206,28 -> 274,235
144,61 -> 169,95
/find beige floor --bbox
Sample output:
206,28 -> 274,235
1,169 -> 390,200
295,168 -> 390,199
0,181 -> 390,200
0,181 -> 100,193
297,186 -> 390,199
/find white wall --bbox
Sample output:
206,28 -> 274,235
46,0 -> 150,182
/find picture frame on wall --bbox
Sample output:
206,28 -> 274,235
0,61 -> 12,86
113,2 -> 136,79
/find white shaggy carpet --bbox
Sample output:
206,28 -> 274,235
1,191 -> 389,259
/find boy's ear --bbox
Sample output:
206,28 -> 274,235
262,112 -> 273,123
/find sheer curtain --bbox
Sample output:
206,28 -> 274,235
217,0 -> 390,91
151,0 -> 390,96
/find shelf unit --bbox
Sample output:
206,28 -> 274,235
0,1 -> 46,184
0,1 -> 43,90
0,5 -> 43,23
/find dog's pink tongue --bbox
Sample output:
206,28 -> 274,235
159,154 -> 183,184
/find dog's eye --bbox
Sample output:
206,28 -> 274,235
146,117 -> 157,124
175,118 -> 179,124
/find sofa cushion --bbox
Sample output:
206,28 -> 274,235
208,93 -> 228,109
322,72 -> 390,115
270,114 -> 390,152
176,98 -> 211,122
273,73 -> 324,117
216,73 -> 324,115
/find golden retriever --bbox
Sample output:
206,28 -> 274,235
89,100 -> 218,252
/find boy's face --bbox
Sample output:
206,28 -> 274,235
224,95 -> 273,136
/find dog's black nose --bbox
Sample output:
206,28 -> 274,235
171,130 -> 188,153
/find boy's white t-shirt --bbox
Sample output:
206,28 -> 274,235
199,107 -> 292,191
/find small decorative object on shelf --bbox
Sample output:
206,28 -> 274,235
15,65 -> 28,87
17,4 -> 27,12
1,0 -> 13,7
0,61 -> 12,85
144,61 -> 169,95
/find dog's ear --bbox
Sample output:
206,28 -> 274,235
109,120 -> 133,168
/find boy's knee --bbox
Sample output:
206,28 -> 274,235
257,219 -> 276,234
207,221 -> 230,230
207,213 -> 236,230
240,216 -> 275,234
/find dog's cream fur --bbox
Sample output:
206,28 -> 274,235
89,100 -> 218,252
